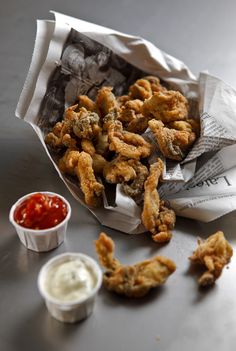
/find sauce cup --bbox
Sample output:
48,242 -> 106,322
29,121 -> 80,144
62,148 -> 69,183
37,252 -> 103,323
9,191 -> 71,252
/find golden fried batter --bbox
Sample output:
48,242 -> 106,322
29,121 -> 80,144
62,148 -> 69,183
142,90 -> 188,122
148,119 -> 196,161
141,159 -> 176,243
122,161 -> 148,200
108,120 -> 152,159
95,232 -> 176,297
167,119 -> 200,136
103,156 -> 137,184
58,148 -> 80,175
95,132 -> 109,157
126,114 -> 149,134
189,231 -> 233,287
118,99 -> 143,124
45,121 -> 77,149
96,86 -> 120,117
72,107 -> 101,140
76,151 -> 104,207
76,95 -> 97,112
143,76 -> 167,94
81,139 -> 96,155
129,79 -> 152,100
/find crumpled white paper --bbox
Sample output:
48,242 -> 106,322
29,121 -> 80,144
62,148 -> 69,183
16,11 -> 236,233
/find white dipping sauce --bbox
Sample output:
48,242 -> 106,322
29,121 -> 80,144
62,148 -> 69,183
44,258 -> 96,302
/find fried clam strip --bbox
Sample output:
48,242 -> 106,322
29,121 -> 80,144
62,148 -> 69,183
167,119 -> 200,136
142,90 -> 188,122
58,148 -> 80,175
76,151 -> 104,207
122,161 -> 148,200
189,231 -> 233,287
45,120 -> 77,149
96,86 -> 120,118
95,232 -> 176,298
72,107 -> 101,140
118,99 -> 143,124
76,95 -> 97,112
143,76 -> 167,94
81,139 -> 108,174
108,120 -> 152,159
141,159 -> 176,243
129,79 -> 152,100
103,156 -> 137,184
148,119 -> 196,161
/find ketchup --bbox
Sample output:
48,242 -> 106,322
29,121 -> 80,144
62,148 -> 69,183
14,193 -> 68,230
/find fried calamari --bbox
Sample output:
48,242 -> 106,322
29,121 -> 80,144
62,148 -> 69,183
189,231 -> 233,287
108,120 -> 152,159
142,90 -> 188,122
122,161 -> 148,200
96,86 -> 120,117
148,119 -> 196,161
141,159 -> 176,242
129,79 -> 152,100
76,151 -> 104,207
72,108 -> 101,140
95,232 -> 176,297
103,156 -> 137,184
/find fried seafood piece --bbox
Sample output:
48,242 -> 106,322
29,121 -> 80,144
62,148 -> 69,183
143,76 -> 167,93
189,231 -> 233,287
45,121 -> 77,149
148,119 -> 196,161
167,119 -> 200,136
103,157 -> 137,184
108,120 -> 152,159
122,161 -> 148,199
76,151 -> 104,207
58,148 -> 80,175
129,79 -> 152,100
80,139 -> 108,174
141,159 -> 176,243
142,90 -> 188,122
72,107 -> 101,140
95,232 -> 176,297
117,95 -> 130,107
102,110 -> 118,131
76,95 -> 97,112
95,132 -> 109,157
118,99 -> 143,124
96,86 -> 120,117
126,114 -> 149,134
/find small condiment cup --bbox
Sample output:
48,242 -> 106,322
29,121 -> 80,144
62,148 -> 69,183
9,191 -> 71,252
37,253 -> 103,323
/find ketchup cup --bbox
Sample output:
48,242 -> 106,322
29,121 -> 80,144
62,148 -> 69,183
9,192 -> 71,252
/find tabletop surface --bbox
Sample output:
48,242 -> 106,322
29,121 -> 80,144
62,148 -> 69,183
1,1 -> 236,351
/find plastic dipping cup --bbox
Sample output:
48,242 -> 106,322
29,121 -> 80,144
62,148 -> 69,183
37,253 -> 103,323
9,192 -> 71,252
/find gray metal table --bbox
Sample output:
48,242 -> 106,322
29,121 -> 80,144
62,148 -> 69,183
1,1 -> 236,350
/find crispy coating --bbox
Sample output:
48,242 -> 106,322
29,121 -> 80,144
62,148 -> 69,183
118,99 -> 143,124
95,132 -> 109,156
72,107 -> 101,140
103,156 -> 137,183
76,151 -> 104,207
95,232 -> 176,297
143,76 -> 167,93
126,114 -> 149,134
142,90 -> 188,122
108,120 -> 152,159
76,95 -> 97,112
58,148 -> 80,175
129,79 -> 152,100
45,121 -> 77,149
122,161 -> 148,199
189,231 -> 233,287
96,86 -> 120,117
117,95 -> 131,107
81,139 -> 96,155
102,110 -> 118,131
148,119 -> 196,161
167,119 -> 200,136
141,159 -> 176,243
